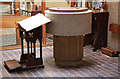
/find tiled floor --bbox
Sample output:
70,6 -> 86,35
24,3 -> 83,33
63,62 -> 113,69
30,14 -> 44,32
0,46 -> 119,78
1,28 -> 53,47
1,34 -> 53,47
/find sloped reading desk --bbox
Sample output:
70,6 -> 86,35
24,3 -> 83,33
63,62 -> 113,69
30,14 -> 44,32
45,7 -> 92,66
4,13 -> 51,72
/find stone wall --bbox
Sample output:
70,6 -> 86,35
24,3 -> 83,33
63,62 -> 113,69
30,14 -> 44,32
107,1 -> 120,51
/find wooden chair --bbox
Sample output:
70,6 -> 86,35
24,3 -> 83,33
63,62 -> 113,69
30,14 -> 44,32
37,6 -> 49,11
32,5 -> 37,11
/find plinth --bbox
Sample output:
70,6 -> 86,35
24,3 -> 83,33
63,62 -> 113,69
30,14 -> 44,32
54,35 -> 83,66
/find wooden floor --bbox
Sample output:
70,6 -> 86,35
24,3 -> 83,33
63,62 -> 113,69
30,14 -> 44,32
0,46 -> 119,78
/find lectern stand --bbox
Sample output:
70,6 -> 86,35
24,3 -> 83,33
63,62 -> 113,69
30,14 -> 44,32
4,26 -> 44,72
4,13 -> 51,72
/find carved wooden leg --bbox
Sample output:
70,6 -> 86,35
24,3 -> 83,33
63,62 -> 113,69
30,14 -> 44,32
39,39 -> 43,64
31,42 -> 33,54
33,42 -> 36,58
27,42 -> 29,59
21,37 -> 24,55
20,30 -> 24,55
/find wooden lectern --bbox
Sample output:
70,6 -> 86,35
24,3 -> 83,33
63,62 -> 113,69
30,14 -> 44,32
4,13 -> 51,72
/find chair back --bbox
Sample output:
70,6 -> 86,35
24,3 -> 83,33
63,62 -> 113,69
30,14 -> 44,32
32,5 -> 37,11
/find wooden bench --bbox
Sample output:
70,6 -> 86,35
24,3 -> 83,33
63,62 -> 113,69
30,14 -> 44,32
109,23 -> 120,34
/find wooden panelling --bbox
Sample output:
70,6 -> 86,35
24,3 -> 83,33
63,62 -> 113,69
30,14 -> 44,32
1,15 -> 30,28
0,2 -> 12,5
1,15 -> 30,45
0,43 -> 53,50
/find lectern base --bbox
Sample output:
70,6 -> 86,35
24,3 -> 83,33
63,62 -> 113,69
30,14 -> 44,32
53,35 -> 83,67
4,59 -> 22,72
4,56 -> 44,72
4,59 -> 44,72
